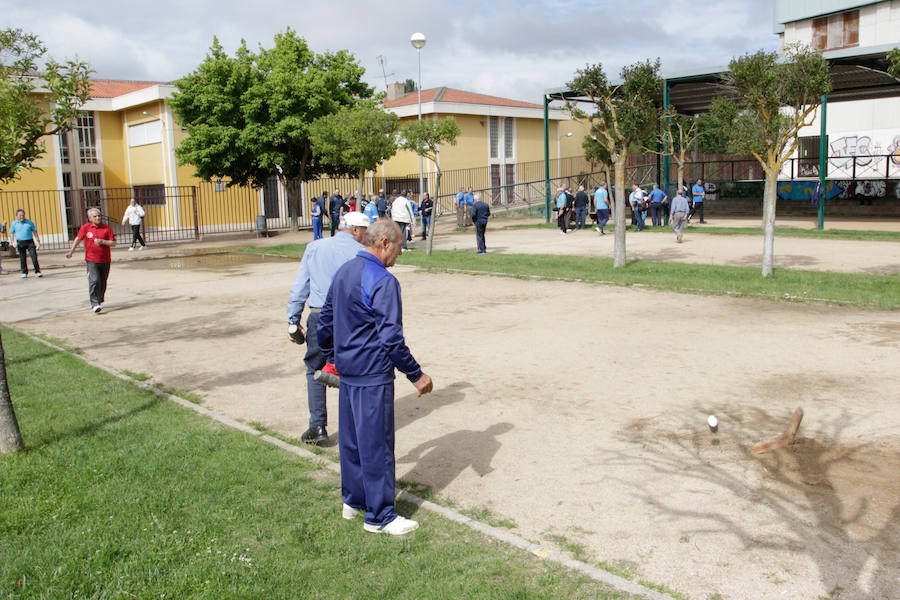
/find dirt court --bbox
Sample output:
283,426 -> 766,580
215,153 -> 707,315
3,222 -> 899,600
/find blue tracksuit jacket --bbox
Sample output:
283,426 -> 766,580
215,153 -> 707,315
318,251 -> 422,386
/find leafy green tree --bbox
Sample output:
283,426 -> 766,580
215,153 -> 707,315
568,59 -> 662,267
656,110 -> 699,196
582,130 -> 613,194
0,28 -> 91,453
0,27 -> 92,184
399,117 -> 461,255
170,29 -> 374,228
403,78 -> 417,93
711,45 -> 830,276
309,102 -> 399,200
887,47 -> 900,79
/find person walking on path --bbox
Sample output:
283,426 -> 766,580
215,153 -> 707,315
574,185 -> 589,230
328,189 -> 344,236
670,188 -> 690,243
286,212 -> 370,446
629,185 -> 646,231
311,192 -> 328,240
66,208 -> 117,312
594,183 -> 610,234
9,209 -> 42,278
648,183 -> 668,227
691,178 -> 707,224
122,198 -> 147,251
419,192 -> 433,240
555,187 -> 568,234
390,190 -> 415,252
317,219 -> 434,536
471,193 -> 491,254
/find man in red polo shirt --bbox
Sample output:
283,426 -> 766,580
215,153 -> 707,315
66,207 -> 117,313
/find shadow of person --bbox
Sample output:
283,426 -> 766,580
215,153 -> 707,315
397,422 -> 513,514
394,380 -> 471,432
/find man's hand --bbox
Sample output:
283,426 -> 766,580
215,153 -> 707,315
65,251 -> 73,259
413,373 -> 433,397
95,238 -> 104,246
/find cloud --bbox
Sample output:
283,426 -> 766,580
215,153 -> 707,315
3,0 -> 778,101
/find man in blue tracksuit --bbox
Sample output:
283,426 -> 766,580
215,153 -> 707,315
471,193 -> 490,254
287,212 -> 370,445
311,192 -> 328,240
318,219 -> 433,536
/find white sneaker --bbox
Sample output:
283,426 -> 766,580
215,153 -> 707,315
363,515 -> 419,536
92,306 -> 102,313
342,504 -> 362,520
36,272 -> 42,278
20,273 -> 27,278
138,246 -> 145,251
128,247 -> 134,252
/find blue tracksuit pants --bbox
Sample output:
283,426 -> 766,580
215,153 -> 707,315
339,381 -> 397,526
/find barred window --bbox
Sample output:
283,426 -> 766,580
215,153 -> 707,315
134,184 -> 167,206
504,118 -> 514,159
489,116 -> 499,159
77,112 -> 98,164
82,172 -> 102,187
59,132 -> 70,164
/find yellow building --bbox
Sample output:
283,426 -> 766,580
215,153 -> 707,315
382,85 -> 584,206
2,80 -> 589,247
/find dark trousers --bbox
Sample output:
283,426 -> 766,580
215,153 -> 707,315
330,217 -> 340,236
130,224 -> 146,248
475,222 -> 487,253
16,239 -> 40,274
650,203 -> 663,226
86,261 -> 110,307
557,211 -> 566,231
596,209 -> 610,230
396,222 -> 410,250
303,311 -> 327,428
339,381 -> 396,526
575,206 -> 587,229
421,215 -> 431,239
695,201 -> 704,222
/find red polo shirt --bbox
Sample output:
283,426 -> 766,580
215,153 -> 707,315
77,222 -> 116,263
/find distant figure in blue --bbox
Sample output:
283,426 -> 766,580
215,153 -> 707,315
329,189 -> 344,236
471,193 -> 491,254
594,183 -> 610,235
419,192 -> 433,240
463,186 -> 475,226
363,194 -> 379,223
318,219 -> 433,536
311,192 -> 328,240
455,187 -> 466,227
9,209 -> 42,278
648,183 -> 668,227
691,178 -> 707,224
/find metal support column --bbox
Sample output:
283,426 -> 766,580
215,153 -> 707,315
817,94 -> 827,230
663,81 -> 671,226
543,95 -> 551,223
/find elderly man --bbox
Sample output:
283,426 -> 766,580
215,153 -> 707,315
66,208 -> 117,312
121,198 -> 147,251
363,194 -> 379,223
594,183 -> 610,235
670,187 -> 691,243
574,185 -> 589,230
286,211 -> 370,445
9,208 -> 42,278
471,193 -> 490,254
389,190 -> 415,252
318,219 -> 433,536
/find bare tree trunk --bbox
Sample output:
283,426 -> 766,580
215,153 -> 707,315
426,169 -> 441,255
0,333 -> 24,454
761,165 -> 778,277
613,153 -> 627,268
357,168 -> 366,202
285,178 -> 302,231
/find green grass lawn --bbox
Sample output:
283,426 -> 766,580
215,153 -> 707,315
243,244 -> 900,310
508,221 -> 900,242
0,327 -> 641,599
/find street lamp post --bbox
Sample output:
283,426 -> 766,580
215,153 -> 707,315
410,32 -> 426,203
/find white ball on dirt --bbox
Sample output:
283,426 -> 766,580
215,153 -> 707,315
707,415 -> 718,428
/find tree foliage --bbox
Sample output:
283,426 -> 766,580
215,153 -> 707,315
399,116 -> 461,254
0,28 -> 92,184
170,29 -> 374,226
887,47 -> 900,79
309,101 -> 399,197
567,59 -> 662,267
403,78 -> 417,93
712,45 -> 830,276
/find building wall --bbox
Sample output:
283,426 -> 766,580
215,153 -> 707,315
99,111 -> 128,189
781,0 -> 900,46
0,97 -> 59,193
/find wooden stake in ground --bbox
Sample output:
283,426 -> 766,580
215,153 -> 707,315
752,407 -> 804,455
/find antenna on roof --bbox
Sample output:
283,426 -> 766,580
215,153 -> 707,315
376,55 -> 395,92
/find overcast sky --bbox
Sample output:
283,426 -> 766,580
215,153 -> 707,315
5,0 -> 778,103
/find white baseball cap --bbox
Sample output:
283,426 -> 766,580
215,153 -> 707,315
343,211 -> 371,228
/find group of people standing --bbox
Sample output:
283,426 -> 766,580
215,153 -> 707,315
554,178 -> 708,238
311,189 -> 434,251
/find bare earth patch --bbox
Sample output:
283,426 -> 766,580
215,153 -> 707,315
4,226 -> 899,600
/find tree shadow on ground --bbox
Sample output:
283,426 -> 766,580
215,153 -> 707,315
28,396 -> 161,451
607,403 -> 899,599
76,312 -> 255,347
397,422 -> 514,515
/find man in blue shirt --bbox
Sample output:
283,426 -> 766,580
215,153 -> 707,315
363,194 -> 379,223
555,187 -> 568,234
455,187 -> 466,227
463,187 -> 475,227
318,219 -> 433,536
311,192 -> 329,240
648,183 -> 668,227
593,183 -> 610,235
691,178 -> 707,224
471,193 -> 491,253
328,189 -> 344,236
629,185 -> 646,231
286,211 -> 370,445
9,209 -> 42,278
670,188 -> 691,243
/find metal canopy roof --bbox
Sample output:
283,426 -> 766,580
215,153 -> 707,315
544,44 -> 900,115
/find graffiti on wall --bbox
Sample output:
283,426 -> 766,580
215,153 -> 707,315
829,135 -> 877,169
888,136 -> 900,167
777,180 -> 900,201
